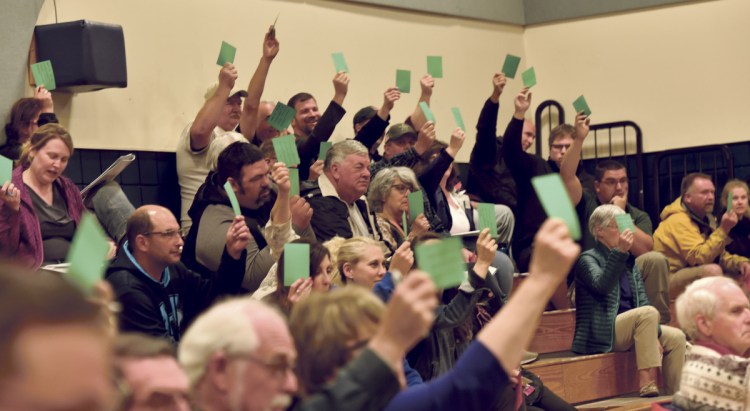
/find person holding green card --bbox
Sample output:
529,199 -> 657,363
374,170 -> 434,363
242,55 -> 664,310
2,86 -> 56,161
106,204 -> 250,343
177,27 -> 279,231
182,142 -> 315,294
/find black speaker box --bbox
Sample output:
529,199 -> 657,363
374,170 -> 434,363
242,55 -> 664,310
34,20 -> 127,93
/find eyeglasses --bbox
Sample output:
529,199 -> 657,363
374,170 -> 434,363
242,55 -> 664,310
233,354 -> 294,381
550,143 -> 571,151
143,229 -> 182,239
391,183 -> 412,194
601,178 -> 628,187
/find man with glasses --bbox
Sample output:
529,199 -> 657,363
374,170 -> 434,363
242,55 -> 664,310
561,117 -> 672,323
106,205 -> 250,343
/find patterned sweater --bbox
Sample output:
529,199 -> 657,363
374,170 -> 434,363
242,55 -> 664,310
673,344 -> 750,411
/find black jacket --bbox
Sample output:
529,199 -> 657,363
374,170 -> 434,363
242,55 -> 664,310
106,244 -> 245,343
296,101 -> 345,181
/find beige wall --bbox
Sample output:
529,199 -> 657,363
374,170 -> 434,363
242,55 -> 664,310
524,0 -> 750,157
35,0 -> 524,162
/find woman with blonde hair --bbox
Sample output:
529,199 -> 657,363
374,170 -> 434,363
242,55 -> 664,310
721,179 -> 750,263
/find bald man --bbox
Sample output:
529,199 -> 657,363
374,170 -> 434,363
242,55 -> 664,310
106,205 -> 250,343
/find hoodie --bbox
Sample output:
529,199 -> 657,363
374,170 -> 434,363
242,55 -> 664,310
653,197 -> 748,274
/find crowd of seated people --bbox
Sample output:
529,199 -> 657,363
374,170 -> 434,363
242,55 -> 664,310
5,22 -> 750,411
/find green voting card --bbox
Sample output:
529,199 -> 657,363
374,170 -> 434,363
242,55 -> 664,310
268,102 -> 297,132
318,141 -> 332,161
478,203 -> 498,238
31,60 -> 56,91
272,134 -> 301,166
615,214 -> 636,234
0,155 -> 12,185
501,54 -> 521,79
573,95 -> 592,117
419,102 -> 436,124
427,56 -> 443,78
65,213 -> 110,293
531,174 -> 581,240
216,41 -> 237,66
522,67 -> 537,88
289,167 -> 300,197
728,191 -> 734,212
331,52 -> 349,73
415,237 -> 466,289
223,181 -> 242,216
408,190 -> 424,223
451,107 -> 465,131
283,243 -> 310,286
396,70 -> 411,93
402,211 -> 408,237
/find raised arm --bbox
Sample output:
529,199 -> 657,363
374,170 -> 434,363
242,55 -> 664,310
502,88 -> 535,173
471,74 -> 506,168
354,87 -> 400,151
239,27 -> 279,141
408,75 -> 434,130
560,112 -> 590,206
190,64 -> 238,151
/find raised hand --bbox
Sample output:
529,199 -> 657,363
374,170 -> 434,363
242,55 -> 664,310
574,111 -> 590,142
218,63 -> 238,92
34,86 -> 54,113
332,72 -> 350,105
446,128 -> 466,158
308,159 -> 324,182
0,181 -> 20,212
473,229 -> 498,280
617,229 -> 634,253
288,277 -> 313,304
414,121 -> 437,156
263,25 -> 280,60
420,75 -> 435,97
491,73 -> 507,102
225,215 -> 251,259
389,241 -> 414,276
720,209 -> 739,234
271,162 -> 290,196
513,87 -> 532,119
290,195 -> 313,229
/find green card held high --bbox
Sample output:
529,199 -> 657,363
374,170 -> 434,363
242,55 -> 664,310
531,174 -> 581,240
728,191 -> 734,212
573,95 -> 592,117
478,203 -> 498,237
396,70 -> 411,93
522,67 -> 537,88
223,181 -> 242,216
289,168 -> 300,197
419,102 -> 436,124
451,107 -> 465,131
318,141 -> 332,161
217,41 -> 237,66
31,60 -> 56,90
0,155 -> 12,185
272,134 -> 301,167
65,213 -> 111,293
415,237 -> 466,289
427,56 -> 443,78
615,214 -> 636,234
501,54 -> 521,79
408,191 -> 424,222
283,243 -> 310,286
268,102 -> 297,132
331,52 -> 349,73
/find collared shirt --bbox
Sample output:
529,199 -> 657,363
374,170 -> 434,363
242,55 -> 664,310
318,173 -> 373,239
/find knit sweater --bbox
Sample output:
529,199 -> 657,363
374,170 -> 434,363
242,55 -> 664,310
673,343 -> 750,411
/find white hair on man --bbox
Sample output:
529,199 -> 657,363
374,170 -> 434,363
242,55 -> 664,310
178,297 -> 261,388
675,276 -> 739,341
588,204 -> 625,238
324,139 -> 368,171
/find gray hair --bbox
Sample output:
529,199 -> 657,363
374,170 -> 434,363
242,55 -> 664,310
367,167 -> 419,212
324,140 -> 369,171
178,297 -> 266,388
675,276 -> 740,341
588,204 -> 625,238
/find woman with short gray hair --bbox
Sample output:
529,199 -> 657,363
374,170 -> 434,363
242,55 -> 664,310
572,204 -> 686,397
367,167 -> 430,253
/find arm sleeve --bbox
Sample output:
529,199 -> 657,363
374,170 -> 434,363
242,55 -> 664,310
354,114 -> 389,151
297,101 -> 345,180
671,215 -> 732,266
191,248 -> 246,311
470,99 -> 500,168
575,251 -> 629,297
501,117 -> 536,176
294,348 -> 400,411
370,148 -> 420,180
384,342 -> 508,411
0,202 -> 22,254
721,250 -> 750,274
417,149 -> 454,199
432,290 -> 482,330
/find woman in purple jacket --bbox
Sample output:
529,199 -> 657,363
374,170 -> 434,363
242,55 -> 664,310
0,124 -> 92,269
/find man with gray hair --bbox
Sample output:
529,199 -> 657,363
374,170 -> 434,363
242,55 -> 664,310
302,139 -> 380,241
672,276 -> 750,410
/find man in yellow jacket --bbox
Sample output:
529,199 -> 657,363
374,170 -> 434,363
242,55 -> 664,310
653,173 -> 750,299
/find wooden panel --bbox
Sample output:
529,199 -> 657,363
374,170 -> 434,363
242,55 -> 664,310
528,309 -> 576,354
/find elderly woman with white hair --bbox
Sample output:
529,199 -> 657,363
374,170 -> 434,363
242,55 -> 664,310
672,276 -> 750,411
572,204 -> 685,397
